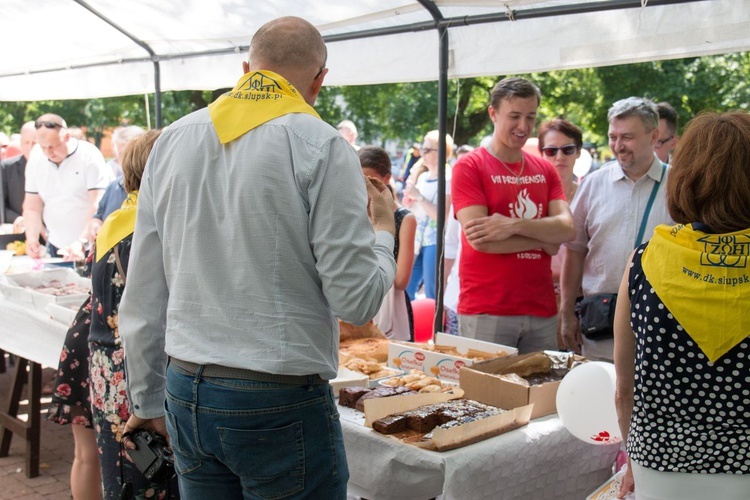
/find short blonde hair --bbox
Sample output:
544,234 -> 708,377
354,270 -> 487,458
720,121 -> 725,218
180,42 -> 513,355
423,130 -> 454,158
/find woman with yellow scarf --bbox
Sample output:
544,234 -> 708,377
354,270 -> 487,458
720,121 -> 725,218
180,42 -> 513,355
614,111 -> 750,499
86,130 -> 178,499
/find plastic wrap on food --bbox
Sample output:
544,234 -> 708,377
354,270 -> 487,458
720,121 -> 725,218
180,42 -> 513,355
497,373 -> 529,386
544,350 -> 573,369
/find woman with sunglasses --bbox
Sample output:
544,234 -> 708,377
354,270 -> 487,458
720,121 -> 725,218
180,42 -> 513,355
537,119 -> 582,204
403,130 -> 454,301
538,119 -> 583,348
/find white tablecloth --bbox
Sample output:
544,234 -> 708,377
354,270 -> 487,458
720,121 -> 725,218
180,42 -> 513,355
0,295 -> 69,367
341,406 -> 619,500
1,268 -> 619,499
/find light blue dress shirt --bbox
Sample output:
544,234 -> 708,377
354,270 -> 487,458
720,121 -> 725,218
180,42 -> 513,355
119,109 -> 395,418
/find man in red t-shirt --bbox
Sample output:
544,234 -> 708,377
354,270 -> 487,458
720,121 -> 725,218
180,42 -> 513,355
451,77 -> 576,353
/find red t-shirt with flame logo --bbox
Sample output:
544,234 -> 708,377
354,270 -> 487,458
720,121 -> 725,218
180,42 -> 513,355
451,147 -> 565,317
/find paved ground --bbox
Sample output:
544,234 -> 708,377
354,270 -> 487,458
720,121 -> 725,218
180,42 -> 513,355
0,360 -> 73,499
0,357 -> 367,500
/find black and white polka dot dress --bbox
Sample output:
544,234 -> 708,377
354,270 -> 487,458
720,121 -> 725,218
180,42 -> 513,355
627,245 -> 750,474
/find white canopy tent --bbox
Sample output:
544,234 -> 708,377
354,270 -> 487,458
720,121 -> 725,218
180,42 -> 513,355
2,0 -> 749,102
3,0 -> 749,329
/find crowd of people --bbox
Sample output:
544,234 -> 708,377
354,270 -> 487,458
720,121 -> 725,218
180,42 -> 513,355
1,13 -> 748,500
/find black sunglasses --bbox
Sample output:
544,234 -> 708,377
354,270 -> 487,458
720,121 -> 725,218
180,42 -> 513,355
541,144 -> 578,157
35,121 -> 64,130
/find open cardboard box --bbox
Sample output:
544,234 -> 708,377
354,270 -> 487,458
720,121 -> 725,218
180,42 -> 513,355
0,268 -> 90,310
363,389 -> 532,452
388,332 -> 517,384
460,351 -> 585,420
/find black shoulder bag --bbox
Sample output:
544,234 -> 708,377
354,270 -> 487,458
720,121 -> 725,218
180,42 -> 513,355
576,164 -> 666,340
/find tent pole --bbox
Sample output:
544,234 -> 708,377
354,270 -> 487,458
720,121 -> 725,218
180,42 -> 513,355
418,0 -> 448,337
72,0 -> 163,128
144,94 -> 151,130
153,61 -> 162,128
434,23 -> 449,337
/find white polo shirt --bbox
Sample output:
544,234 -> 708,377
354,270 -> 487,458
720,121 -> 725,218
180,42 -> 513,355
25,139 -> 112,248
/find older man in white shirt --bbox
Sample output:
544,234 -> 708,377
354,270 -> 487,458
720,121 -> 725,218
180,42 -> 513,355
560,97 -> 673,361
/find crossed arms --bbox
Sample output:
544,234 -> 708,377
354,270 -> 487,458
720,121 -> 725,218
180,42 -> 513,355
455,199 -> 575,255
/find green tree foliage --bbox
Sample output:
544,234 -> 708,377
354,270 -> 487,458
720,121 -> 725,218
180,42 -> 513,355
317,77 -> 496,147
1,53 -> 748,152
318,81 -> 440,145
530,68 -> 606,145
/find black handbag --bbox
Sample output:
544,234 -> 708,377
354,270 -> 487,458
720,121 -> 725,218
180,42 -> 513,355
575,293 -> 618,340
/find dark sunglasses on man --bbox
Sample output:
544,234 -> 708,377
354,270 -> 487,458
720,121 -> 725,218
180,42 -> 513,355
35,121 -> 64,130
541,144 -> 578,157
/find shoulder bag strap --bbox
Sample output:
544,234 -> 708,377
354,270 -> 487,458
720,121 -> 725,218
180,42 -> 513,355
113,246 -> 126,287
635,163 -> 667,248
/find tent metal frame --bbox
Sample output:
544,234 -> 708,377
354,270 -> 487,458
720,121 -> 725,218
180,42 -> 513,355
23,0 -> 703,337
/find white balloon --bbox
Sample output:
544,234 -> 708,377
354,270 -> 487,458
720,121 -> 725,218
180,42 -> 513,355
556,361 -> 623,445
573,148 -> 592,178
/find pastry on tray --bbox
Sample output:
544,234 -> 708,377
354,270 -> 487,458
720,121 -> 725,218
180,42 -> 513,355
339,337 -> 389,363
371,399 -> 505,436
378,369 -> 448,393
337,385 -> 417,411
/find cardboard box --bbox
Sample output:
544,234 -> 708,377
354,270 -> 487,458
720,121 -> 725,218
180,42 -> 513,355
388,332 -> 517,384
363,389 -> 533,451
586,469 -> 635,500
460,352 -> 583,419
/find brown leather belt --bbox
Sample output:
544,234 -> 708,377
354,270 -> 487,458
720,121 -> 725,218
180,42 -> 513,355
169,357 -> 327,386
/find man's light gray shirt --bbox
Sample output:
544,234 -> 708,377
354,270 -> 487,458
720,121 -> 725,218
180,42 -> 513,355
119,109 -> 396,418
565,155 -> 673,297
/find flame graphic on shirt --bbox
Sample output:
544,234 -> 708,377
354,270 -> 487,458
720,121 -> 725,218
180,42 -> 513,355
514,189 -> 538,219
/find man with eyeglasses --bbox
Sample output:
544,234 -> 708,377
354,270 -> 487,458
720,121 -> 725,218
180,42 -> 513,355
655,102 -> 679,164
560,97 -> 673,362
22,114 -> 111,259
451,77 -> 576,353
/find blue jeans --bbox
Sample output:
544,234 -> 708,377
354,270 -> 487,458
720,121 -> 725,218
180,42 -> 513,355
407,244 -> 436,300
164,363 -> 348,499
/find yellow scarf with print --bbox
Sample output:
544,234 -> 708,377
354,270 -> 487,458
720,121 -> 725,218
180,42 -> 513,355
96,192 -> 138,262
642,224 -> 750,362
208,70 -> 320,144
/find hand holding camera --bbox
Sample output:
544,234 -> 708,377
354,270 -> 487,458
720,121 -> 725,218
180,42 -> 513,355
124,429 -> 175,484
122,415 -> 174,483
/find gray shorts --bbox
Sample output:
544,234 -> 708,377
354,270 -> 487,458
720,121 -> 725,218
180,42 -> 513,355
458,314 -> 558,354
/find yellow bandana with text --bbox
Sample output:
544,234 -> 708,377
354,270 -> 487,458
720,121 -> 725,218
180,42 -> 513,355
642,224 -> 750,362
208,70 -> 320,144
96,192 -> 138,262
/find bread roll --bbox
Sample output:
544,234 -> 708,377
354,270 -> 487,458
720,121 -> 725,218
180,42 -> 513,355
339,337 -> 389,363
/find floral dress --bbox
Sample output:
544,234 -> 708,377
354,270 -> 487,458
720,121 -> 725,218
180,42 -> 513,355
47,289 -> 94,427
89,235 -> 178,499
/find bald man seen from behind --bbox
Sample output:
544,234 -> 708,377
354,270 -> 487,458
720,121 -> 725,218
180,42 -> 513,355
119,16 -> 397,499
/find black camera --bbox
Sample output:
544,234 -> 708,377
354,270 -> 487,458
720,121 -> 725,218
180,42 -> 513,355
127,429 -> 175,484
